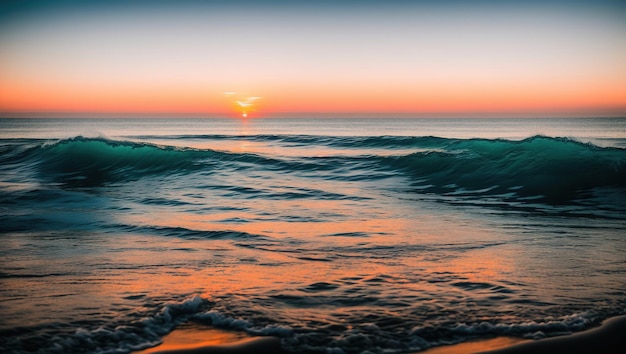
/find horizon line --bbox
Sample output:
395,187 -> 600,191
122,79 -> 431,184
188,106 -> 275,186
2,111 -> 626,119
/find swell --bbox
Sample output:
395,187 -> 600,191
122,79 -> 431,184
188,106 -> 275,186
2,136 -> 625,204
384,136 -> 626,203
129,133 -> 451,149
1,137 -> 283,187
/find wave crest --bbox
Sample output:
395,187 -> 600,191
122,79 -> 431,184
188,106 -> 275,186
387,136 -> 626,203
30,137 -> 204,186
4,135 -> 625,204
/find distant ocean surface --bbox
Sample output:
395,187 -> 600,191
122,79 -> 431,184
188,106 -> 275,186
1,118 -> 625,354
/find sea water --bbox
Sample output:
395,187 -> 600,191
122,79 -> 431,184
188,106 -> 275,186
1,118 -> 625,353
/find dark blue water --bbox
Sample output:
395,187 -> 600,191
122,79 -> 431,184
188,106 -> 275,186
1,118 -> 625,353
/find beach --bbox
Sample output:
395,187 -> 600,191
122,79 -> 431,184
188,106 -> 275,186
422,315 -> 626,354
132,323 -> 285,354
132,315 -> 626,353
129,316 -> 626,354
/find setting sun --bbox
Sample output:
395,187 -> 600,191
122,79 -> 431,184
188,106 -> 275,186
224,92 -> 262,118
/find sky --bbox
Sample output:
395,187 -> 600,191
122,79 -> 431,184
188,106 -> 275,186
0,0 -> 625,118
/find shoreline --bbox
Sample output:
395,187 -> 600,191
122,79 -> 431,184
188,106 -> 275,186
478,315 -> 626,354
419,337 -> 529,354
133,315 -> 626,354
135,336 -> 285,354
132,324 -> 286,354
421,315 -> 626,354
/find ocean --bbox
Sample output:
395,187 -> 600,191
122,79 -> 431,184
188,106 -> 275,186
1,118 -> 625,353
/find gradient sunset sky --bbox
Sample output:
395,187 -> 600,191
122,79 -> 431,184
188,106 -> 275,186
1,0 -> 625,118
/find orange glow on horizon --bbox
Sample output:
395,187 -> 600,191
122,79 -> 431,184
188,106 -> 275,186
1,77 -> 624,117
1,1 -> 625,118
222,93 -> 262,119
0,57 -> 618,117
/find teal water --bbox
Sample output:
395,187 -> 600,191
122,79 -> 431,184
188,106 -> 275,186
1,118 -> 625,353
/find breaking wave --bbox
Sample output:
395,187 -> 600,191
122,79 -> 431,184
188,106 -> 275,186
2,135 -> 625,204
0,294 -> 616,354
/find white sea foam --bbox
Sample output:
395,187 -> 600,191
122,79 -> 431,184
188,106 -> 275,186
13,296 -> 211,354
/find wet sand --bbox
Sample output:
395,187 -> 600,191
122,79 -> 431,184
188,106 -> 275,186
420,337 -> 529,354
132,323 -> 285,354
479,315 -> 626,354
135,315 -> 626,354
421,315 -> 626,354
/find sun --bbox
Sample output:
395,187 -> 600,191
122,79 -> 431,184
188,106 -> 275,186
224,92 -> 261,118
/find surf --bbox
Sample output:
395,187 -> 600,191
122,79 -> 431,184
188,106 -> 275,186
386,136 -> 626,203
2,135 -> 625,204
